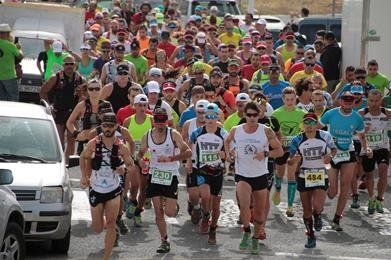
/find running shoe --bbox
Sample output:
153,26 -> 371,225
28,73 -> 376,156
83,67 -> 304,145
191,207 -> 202,225
134,215 -> 142,227
350,194 -> 360,209
126,201 -> 137,219
314,214 -> 323,232
286,207 -> 294,217
123,196 -> 129,212
175,202 -> 180,217
375,199 -> 384,214
331,221 -> 343,232
250,237 -> 260,255
116,217 -> 129,235
368,198 -> 376,215
156,241 -> 170,253
208,228 -> 217,245
272,191 -> 281,206
239,232 -> 251,250
305,237 -> 316,248
199,220 -> 209,234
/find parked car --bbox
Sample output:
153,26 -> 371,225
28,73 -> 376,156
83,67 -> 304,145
179,0 -> 241,19
0,169 -> 25,260
298,15 -> 342,44
0,101 -> 73,254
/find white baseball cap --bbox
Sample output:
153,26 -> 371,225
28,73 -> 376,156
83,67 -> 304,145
149,67 -> 163,77
236,93 -> 250,102
52,40 -> 63,53
195,99 -> 209,111
210,6 -> 218,12
84,31 -> 94,40
146,81 -> 161,93
257,18 -> 267,25
134,94 -> 149,104
196,32 -> 206,44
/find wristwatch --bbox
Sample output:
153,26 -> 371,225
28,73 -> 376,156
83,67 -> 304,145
264,151 -> 269,158
72,130 -> 80,139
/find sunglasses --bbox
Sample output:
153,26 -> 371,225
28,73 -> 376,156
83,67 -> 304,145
137,103 -> 147,107
196,110 -> 205,114
356,76 -> 366,80
205,94 -> 215,99
341,96 -> 355,102
305,63 -> 315,67
102,123 -> 115,128
246,112 -> 258,118
80,48 -> 89,51
257,47 -> 266,50
88,87 -> 100,91
296,52 -> 304,55
118,71 -> 129,76
64,62 -> 75,66
303,119 -> 317,125
101,49 -> 111,53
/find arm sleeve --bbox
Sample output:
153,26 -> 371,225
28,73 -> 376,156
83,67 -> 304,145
288,135 -> 300,157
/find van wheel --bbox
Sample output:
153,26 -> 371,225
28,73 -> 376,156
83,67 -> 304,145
51,228 -> 70,254
0,222 -> 26,260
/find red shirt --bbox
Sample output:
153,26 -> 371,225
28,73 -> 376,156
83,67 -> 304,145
241,64 -> 260,81
289,62 -> 324,77
173,58 -> 186,69
85,10 -> 96,22
131,12 -> 146,25
217,88 -> 236,118
116,105 -> 152,125
158,41 -> 177,60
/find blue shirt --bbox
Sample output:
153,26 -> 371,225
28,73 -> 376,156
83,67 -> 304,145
179,105 -> 196,128
320,107 -> 365,151
262,80 -> 290,109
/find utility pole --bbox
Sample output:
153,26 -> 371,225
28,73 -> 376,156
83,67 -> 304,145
247,0 -> 254,14
332,0 -> 336,17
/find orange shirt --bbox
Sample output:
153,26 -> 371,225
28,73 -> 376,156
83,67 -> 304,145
138,36 -> 150,51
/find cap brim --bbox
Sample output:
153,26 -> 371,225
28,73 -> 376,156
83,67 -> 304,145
163,87 -> 176,91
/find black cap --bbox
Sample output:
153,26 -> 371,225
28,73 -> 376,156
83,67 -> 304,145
98,102 -> 113,114
325,31 -> 335,40
117,63 -> 129,73
153,108 -> 168,124
150,37 -> 159,43
130,40 -> 140,50
115,43 -> 125,52
161,31 -> 170,39
102,112 -> 117,123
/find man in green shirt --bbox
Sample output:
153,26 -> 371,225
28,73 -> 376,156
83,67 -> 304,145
44,40 -> 68,81
124,40 -> 148,85
223,93 -> 250,131
366,59 -> 390,95
0,23 -> 23,101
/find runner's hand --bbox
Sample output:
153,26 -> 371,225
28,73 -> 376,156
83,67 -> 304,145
226,150 -> 235,163
253,151 -> 265,161
185,160 -> 192,174
219,151 -> 226,160
366,148 -> 373,159
80,176 -> 89,189
76,130 -> 89,141
115,166 -> 126,175
323,154 -> 332,164
157,156 -> 171,163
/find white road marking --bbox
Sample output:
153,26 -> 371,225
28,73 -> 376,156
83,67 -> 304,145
354,206 -> 391,235
72,189 -> 91,222
166,217 -> 180,225
218,199 -> 240,228
274,252 -> 388,260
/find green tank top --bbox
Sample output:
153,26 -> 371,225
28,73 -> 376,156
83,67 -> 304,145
44,49 -> 66,81
128,114 -> 152,141
280,44 -> 296,63
384,96 -> 391,138
272,106 -> 306,147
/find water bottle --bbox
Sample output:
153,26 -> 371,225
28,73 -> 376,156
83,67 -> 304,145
141,157 -> 150,175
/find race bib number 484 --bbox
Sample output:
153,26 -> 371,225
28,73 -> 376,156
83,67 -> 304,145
304,168 -> 326,188
150,169 -> 173,186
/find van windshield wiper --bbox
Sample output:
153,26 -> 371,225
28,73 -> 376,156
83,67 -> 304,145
0,153 -> 47,163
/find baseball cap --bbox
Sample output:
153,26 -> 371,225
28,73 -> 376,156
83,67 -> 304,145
101,113 -> 117,123
115,43 -> 125,52
210,67 -> 223,77
101,41 -> 111,50
98,102 -> 113,114
256,42 -> 267,48
350,84 -> 364,94
186,57 -> 198,67
251,30 -> 260,36
228,59 -> 240,67
134,94 -> 148,104
167,22 -> 177,29
89,23 -> 101,32
195,5 -> 204,11
117,29 -> 127,35
242,37 -> 252,45
256,18 -> 267,25
162,81 -> 176,91
153,108 -> 168,124
303,112 -> 318,122
161,31 -> 170,39
84,31 -> 94,40
224,13 -> 233,19
149,20 -> 158,27
146,81 -> 161,93
210,6 -> 218,12
260,54 -> 272,65
195,99 -> 209,111
196,32 -> 206,44
117,63 -> 129,73
80,43 -> 91,50
52,41 -> 63,53
149,67 -> 163,77
192,61 -> 205,72
249,84 -> 263,92
101,8 -> 109,14
236,93 -> 250,102
130,40 -> 140,50
204,103 -> 219,120
304,44 -> 315,51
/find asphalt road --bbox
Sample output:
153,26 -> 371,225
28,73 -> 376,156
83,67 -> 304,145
25,167 -> 391,259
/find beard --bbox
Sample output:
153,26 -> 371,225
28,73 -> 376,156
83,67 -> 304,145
229,71 -> 238,77
104,130 -> 115,137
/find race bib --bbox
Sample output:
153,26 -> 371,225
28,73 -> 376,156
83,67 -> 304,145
332,150 -> 351,164
366,132 -> 383,148
282,136 -> 294,147
304,168 -> 326,188
150,168 -> 173,186
200,151 -> 220,164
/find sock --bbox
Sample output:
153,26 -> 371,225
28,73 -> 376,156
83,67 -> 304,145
287,181 -> 297,207
161,235 -> 168,242
377,196 -> 384,201
243,226 -> 251,233
131,199 -> 138,206
303,217 -> 315,238
275,175 -> 282,191
333,214 -> 342,224
193,204 -> 200,209
134,207 -> 142,216
210,225 -> 217,231
202,211 -> 210,221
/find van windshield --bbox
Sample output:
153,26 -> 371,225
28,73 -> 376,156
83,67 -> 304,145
17,38 -> 43,59
191,1 -> 240,16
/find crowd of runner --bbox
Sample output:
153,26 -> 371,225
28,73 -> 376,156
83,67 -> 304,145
0,0 -> 391,258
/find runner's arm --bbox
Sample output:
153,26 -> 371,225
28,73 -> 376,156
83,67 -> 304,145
119,143 -> 134,169
171,130 -> 192,161
265,126 -> 284,158
80,140 -> 94,186
120,126 -> 136,155
66,102 -> 83,138
99,83 -> 113,100
39,75 -> 56,102
224,127 -> 236,161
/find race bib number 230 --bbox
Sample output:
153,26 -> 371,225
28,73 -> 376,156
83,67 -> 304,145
150,169 -> 173,186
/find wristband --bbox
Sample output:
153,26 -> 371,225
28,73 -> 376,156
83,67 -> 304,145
264,151 -> 269,158
169,156 -> 176,162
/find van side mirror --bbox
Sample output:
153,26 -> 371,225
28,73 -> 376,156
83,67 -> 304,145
0,169 -> 13,185
67,155 -> 80,168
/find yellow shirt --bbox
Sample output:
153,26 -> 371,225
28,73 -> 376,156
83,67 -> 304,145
218,33 -> 241,47
290,70 -> 327,89
181,62 -> 213,76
